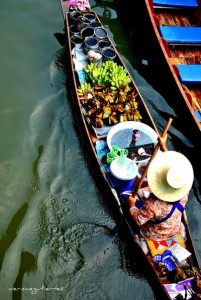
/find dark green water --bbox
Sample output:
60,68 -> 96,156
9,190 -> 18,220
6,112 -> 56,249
0,0 -> 200,299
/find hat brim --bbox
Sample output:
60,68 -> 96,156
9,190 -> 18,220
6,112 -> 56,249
147,151 -> 194,202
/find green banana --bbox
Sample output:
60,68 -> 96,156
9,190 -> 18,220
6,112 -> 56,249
77,82 -> 92,96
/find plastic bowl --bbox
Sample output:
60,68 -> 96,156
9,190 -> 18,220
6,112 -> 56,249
110,157 -> 138,180
107,121 -> 158,163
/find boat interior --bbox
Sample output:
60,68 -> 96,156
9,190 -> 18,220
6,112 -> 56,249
150,0 -> 201,122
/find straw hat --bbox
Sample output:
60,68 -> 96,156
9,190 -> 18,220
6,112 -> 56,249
147,151 -> 194,202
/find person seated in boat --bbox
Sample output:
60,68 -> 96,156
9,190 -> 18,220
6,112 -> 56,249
127,147 -> 194,252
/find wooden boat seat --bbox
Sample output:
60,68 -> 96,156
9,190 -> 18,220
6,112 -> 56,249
153,0 -> 198,9
159,26 -> 201,45
177,64 -> 201,84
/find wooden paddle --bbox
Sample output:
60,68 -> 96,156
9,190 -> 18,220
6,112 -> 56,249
131,117 -> 173,198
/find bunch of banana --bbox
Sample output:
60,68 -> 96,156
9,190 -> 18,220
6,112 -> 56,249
102,60 -> 116,70
84,63 -> 110,86
84,61 -> 131,89
77,82 -> 93,96
103,60 -> 130,76
91,68 -> 110,86
110,71 -> 131,90
104,61 -> 131,90
84,62 -> 97,74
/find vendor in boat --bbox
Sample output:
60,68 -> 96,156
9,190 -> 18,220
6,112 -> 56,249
127,141 -> 194,246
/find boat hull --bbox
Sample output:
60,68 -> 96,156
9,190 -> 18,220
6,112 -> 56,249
142,0 -> 201,147
59,1 -> 201,299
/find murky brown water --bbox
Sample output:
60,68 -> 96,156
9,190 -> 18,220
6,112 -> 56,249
0,0 -> 200,299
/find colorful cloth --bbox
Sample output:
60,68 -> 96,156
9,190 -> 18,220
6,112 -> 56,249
146,234 -> 185,256
95,140 -> 110,172
130,186 -> 188,241
164,277 -> 195,300
154,250 -> 179,272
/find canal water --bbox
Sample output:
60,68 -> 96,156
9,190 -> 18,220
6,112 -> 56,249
0,0 -> 200,299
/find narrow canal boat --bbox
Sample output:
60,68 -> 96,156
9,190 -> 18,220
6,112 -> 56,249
59,1 -> 201,299
144,0 -> 201,143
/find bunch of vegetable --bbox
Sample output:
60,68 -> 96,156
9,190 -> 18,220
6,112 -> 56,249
83,61 -> 131,90
77,61 -> 142,128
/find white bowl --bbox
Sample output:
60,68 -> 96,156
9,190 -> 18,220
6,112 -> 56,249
107,121 -> 158,149
107,121 -> 158,163
110,157 -> 138,180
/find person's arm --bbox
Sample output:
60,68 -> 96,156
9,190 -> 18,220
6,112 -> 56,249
129,198 -> 155,226
128,187 -> 151,208
127,195 -> 137,207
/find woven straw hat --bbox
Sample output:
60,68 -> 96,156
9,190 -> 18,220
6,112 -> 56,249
147,151 -> 194,202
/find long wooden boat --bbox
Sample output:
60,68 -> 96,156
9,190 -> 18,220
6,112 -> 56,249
59,1 -> 201,299
144,0 -> 201,145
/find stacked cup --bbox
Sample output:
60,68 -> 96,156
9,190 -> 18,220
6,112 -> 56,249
69,11 -> 116,63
